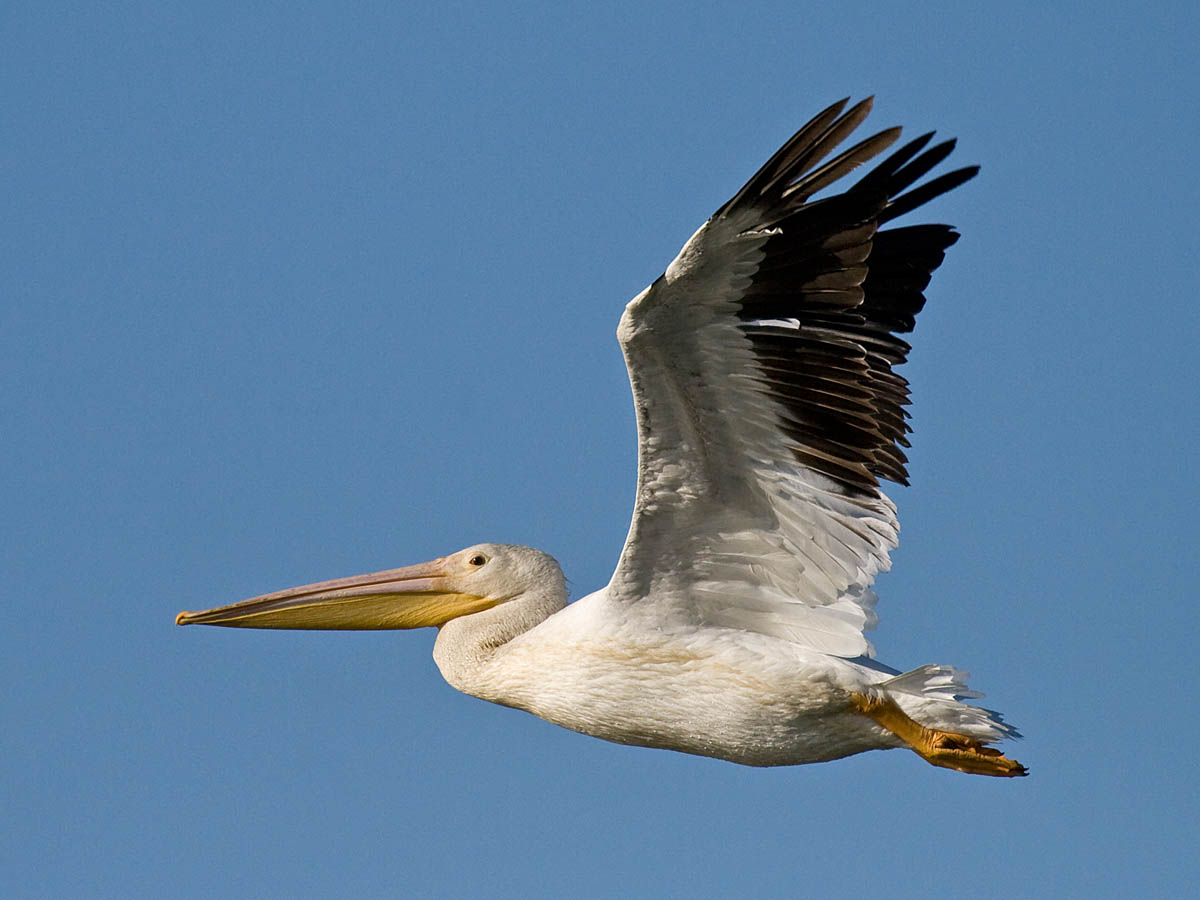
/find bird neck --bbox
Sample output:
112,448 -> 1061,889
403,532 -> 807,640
431,576 -> 567,697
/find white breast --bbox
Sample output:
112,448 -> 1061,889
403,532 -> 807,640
463,594 -> 899,766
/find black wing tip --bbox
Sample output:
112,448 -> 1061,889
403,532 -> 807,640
880,164 -> 980,224
731,102 -> 980,498
723,98 -> 980,226
847,95 -> 874,115
718,96 -> 889,219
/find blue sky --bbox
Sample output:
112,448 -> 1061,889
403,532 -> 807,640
4,2 -> 1197,897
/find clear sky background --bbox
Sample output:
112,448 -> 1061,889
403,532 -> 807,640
4,2 -> 1197,898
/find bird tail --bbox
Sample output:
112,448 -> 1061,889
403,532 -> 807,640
883,664 -> 1021,744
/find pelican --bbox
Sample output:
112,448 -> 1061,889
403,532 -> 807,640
178,98 -> 1026,777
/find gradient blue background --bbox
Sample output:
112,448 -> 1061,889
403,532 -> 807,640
4,2 -> 1196,897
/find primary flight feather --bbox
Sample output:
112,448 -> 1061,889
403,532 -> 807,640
178,98 -> 1026,777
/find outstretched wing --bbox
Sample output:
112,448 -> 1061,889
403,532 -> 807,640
607,97 -> 977,657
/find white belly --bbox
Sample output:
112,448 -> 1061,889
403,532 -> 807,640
465,625 -> 898,767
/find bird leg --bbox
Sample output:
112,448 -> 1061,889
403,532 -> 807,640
850,692 -> 1028,777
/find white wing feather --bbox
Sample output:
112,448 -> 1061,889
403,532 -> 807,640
605,99 -> 977,658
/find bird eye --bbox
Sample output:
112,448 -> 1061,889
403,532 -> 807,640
468,554 -> 488,567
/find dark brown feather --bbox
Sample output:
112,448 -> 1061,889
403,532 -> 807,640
717,101 -> 977,495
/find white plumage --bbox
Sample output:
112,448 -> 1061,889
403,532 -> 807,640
178,98 -> 1026,777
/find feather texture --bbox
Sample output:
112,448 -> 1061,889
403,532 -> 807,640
607,98 -> 977,657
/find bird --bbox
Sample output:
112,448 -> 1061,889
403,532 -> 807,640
177,97 -> 1026,777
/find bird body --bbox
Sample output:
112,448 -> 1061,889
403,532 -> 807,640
423,544 -> 1013,770
178,98 -> 1027,777
438,571 -> 895,767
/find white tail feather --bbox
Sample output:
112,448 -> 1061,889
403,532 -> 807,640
884,664 -> 1021,743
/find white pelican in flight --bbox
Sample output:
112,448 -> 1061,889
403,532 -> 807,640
179,98 -> 1026,777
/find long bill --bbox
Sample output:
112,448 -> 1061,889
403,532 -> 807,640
175,557 -> 497,630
